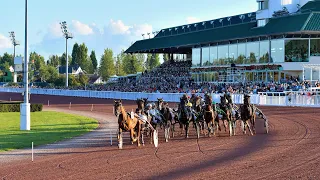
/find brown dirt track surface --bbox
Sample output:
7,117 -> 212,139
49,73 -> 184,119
1,92 -> 320,180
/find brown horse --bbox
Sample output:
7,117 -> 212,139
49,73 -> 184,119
203,94 -> 219,137
114,100 -> 142,148
239,95 -> 255,135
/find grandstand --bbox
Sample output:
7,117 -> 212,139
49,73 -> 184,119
126,0 -> 320,84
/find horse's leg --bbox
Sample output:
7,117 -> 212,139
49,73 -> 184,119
246,121 -> 254,136
180,122 -> 184,136
118,128 -> 123,149
251,116 -> 256,134
185,123 -> 189,138
229,120 -> 233,137
241,120 -> 245,134
137,121 -> 141,147
141,125 -> 145,146
171,123 -> 175,138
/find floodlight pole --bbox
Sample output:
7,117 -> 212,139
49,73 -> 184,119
65,37 -> 68,87
60,21 -> 73,87
20,0 -> 30,131
9,31 -> 20,83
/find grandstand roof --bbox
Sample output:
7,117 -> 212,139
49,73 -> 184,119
125,3 -> 320,54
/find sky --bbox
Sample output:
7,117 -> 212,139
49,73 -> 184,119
0,0 -> 257,63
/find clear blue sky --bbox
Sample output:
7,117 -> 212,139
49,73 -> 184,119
0,0 -> 257,62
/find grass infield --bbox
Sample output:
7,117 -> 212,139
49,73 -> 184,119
0,111 -> 98,151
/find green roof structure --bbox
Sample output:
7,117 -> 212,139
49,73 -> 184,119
125,2 -> 320,54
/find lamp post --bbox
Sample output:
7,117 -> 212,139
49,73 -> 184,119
20,0 -> 30,130
9,31 -> 20,83
60,21 -> 73,87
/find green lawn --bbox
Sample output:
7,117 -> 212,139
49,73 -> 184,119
0,111 -> 98,151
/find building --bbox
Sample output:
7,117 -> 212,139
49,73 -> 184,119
88,74 -> 105,84
58,65 -> 84,75
126,0 -> 320,84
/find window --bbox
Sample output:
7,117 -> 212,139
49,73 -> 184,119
311,39 -> 320,56
217,45 -> 229,65
258,1 -> 268,10
192,48 -> 201,67
237,43 -> 246,64
281,0 -> 292,6
201,47 -> 210,66
210,46 -> 218,65
285,40 -> 309,62
246,42 -> 259,64
258,19 -> 267,27
271,39 -> 285,63
259,41 -> 269,63
228,44 -> 238,64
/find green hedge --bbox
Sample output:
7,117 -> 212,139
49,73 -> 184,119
0,103 -> 43,112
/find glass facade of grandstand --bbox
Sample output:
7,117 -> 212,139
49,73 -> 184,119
191,39 -> 320,83
192,39 -> 320,67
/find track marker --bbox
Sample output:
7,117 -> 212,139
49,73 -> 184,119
69,102 -> 71,109
48,100 -> 50,106
32,142 -> 34,162
10,97 -> 11,102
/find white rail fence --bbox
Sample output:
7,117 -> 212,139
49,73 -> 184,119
0,88 -> 320,107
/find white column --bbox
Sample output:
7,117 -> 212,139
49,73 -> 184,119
20,0 -> 30,131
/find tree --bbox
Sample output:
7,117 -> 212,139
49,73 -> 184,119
99,48 -> 115,81
145,54 -> 152,71
48,55 -> 60,67
163,54 -> 169,62
46,66 -> 59,83
29,52 -> 45,71
115,53 -> 125,76
249,52 -> 257,64
85,56 -> 94,74
90,50 -> 98,73
78,73 -> 89,86
135,54 -> 145,72
71,43 -> 79,65
1,53 -> 14,67
59,53 -> 72,66
78,43 -> 89,71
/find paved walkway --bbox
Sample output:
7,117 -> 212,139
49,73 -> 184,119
0,108 -> 118,165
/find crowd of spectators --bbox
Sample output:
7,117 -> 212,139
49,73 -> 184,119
3,60 -> 319,94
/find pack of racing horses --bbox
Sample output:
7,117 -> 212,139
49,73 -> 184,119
113,93 -> 269,149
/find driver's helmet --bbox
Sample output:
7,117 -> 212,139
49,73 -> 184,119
151,103 -> 156,108
146,103 -> 152,109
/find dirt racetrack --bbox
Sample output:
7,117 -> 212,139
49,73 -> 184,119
1,92 -> 320,180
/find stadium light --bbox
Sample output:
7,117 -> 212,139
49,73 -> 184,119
219,19 -> 224,26
147,33 -> 151,39
210,20 -> 215,28
60,21 -> 73,87
21,0 -> 30,131
152,32 -> 156,37
142,34 -> 145,39
9,31 -> 20,83
239,15 -> 245,23
227,17 -> 232,25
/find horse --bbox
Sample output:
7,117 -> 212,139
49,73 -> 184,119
136,98 -> 145,113
219,95 -> 234,136
203,94 -> 220,137
177,95 -> 199,138
160,102 -> 175,142
239,95 -> 255,135
157,98 -> 164,111
114,100 -> 142,148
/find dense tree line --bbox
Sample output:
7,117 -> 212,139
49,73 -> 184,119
0,42 -> 161,86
